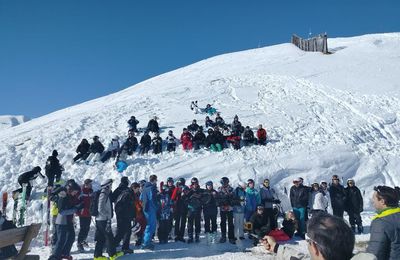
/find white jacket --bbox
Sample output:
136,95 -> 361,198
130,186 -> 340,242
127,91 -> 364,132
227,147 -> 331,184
309,191 -> 328,211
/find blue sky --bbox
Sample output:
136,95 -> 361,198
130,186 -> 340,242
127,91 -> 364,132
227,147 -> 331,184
1,0 -> 399,118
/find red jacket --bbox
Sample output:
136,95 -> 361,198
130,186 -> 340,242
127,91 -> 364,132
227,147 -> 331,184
77,186 -> 92,218
180,132 -> 193,144
257,128 -> 267,140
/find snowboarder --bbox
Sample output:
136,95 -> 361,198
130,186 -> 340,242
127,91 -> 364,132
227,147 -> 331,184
139,131 -> 152,155
151,132 -> 163,154
45,150 -> 64,187
344,179 -> 363,234
73,139 -> 90,163
85,136 -> 105,165
256,124 -> 267,145
127,116 -> 139,132
242,126 -> 256,146
192,127 -> 206,150
186,177 -> 204,243
100,136 -> 120,163
180,128 -> 193,151
76,179 -> 93,253
147,116 -> 159,133
217,177 -> 236,244
329,175 -> 346,218
17,166 -> 45,199
165,130 -> 178,152
140,175 -> 158,250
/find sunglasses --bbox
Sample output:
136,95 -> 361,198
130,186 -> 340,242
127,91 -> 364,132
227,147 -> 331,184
305,233 -> 320,247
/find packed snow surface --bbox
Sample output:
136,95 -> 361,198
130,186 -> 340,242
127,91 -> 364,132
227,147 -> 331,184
1,33 -> 400,259
0,115 -> 30,131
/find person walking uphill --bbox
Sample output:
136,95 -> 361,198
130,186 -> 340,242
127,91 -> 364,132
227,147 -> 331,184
94,179 -> 123,260
45,150 -> 64,187
140,175 -> 159,250
367,185 -> 400,260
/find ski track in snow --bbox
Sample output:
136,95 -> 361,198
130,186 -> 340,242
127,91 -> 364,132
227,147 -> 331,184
1,33 -> 400,259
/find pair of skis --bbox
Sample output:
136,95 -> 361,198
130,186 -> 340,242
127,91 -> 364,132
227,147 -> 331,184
9,184 -> 28,226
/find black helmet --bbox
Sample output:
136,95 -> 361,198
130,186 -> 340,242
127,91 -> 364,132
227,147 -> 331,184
93,135 -> 99,141
205,181 -> 213,187
220,177 -> 229,185
33,166 -> 42,172
168,130 -> 173,134
207,128 -> 214,133
52,150 -> 58,157
177,177 -> 186,186
167,177 -> 174,184
191,177 -> 199,185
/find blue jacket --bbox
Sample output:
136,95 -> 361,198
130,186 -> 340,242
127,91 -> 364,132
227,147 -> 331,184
157,192 -> 173,220
245,187 -> 261,213
233,187 -> 246,214
140,182 -> 158,213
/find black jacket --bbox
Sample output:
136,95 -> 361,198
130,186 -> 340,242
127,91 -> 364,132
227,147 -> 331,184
203,189 -> 218,216
205,133 -> 218,147
289,185 -> 309,208
193,131 -> 206,144
45,156 -> 62,177
113,184 -> 135,221
128,118 -> 139,130
344,186 -> 363,213
187,123 -> 200,133
124,137 -> 138,155
89,140 -> 105,154
140,134 -> 151,147
250,212 -> 269,233
18,168 -> 43,184
76,142 -> 90,155
147,119 -> 159,133
186,187 -> 205,213
329,184 -> 346,210
243,129 -> 255,141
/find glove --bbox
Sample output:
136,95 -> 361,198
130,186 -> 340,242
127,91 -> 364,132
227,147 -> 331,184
273,199 -> 281,204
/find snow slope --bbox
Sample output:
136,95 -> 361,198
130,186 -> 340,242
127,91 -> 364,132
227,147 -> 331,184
1,33 -> 400,259
0,115 -> 30,131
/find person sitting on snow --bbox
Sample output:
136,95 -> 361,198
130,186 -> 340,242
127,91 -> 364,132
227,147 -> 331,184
243,126 -> 256,146
147,116 -> 159,133
215,113 -> 225,128
231,115 -> 244,134
180,128 -> 193,151
187,119 -> 200,134
193,127 -> 206,150
205,116 -> 215,128
124,129 -> 138,155
85,136 -> 105,165
101,136 -> 120,163
127,116 -> 140,132
73,139 -> 90,163
166,130 -> 179,152
139,131 -> 152,155
152,132 -> 163,154
257,124 -> 267,145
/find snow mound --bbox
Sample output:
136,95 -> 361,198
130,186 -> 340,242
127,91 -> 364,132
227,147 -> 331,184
0,115 -> 30,131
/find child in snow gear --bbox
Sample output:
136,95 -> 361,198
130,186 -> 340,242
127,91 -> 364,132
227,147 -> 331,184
260,179 -> 279,229
226,130 -> 241,150
147,117 -> 159,133
217,177 -> 235,244
45,150 -> 64,187
245,179 -> 261,222
101,136 -> 120,163
329,175 -> 346,218
231,115 -> 244,134
127,116 -> 139,132
186,177 -> 204,243
242,126 -> 256,146
151,132 -> 163,154
86,136 -> 105,165
17,166 -> 44,199
180,128 -> 193,151
256,124 -> 267,145
73,139 -> 90,162
125,130 -> 138,155
205,129 -> 222,152
203,181 -> 218,242
139,131 -> 152,154
344,179 -> 363,234
187,119 -> 200,134
214,113 -> 225,128
76,179 -> 92,253
157,185 -> 174,244
193,127 -> 206,150
171,178 -> 189,242
140,175 -> 158,250
233,182 -> 246,241
166,130 -> 178,152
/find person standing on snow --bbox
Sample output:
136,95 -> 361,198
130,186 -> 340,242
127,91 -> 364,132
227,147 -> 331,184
308,183 -> 328,217
140,175 -> 159,250
329,174 -> 346,218
171,178 -> 189,242
165,130 -> 179,152
76,179 -> 93,253
217,177 -> 236,244
344,179 -> 364,234
319,181 -> 333,214
256,124 -> 267,145
203,181 -> 218,242
260,179 -> 280,230
180,128 -> 193,151
186,177 -> 204,243
245,179 -> 261,221
233,182 -> 246,241
45,150 -> 64,187
157,184 -> 174,244
289,177 -> 309,238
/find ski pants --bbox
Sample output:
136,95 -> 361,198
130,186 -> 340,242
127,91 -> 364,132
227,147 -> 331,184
86,153 -> 101,164
100,151 -> 113,163
143,210 -> 157,246
167,143 -> 176,152
258,139 -> 267,145
77,216 -> 91,244
94,220 -> 116,258
52,224 -> 75,258
73,152 -> 89,162
158,218 -> 172,242
332,206 -> 344,218
233,212 -> 244,239
204,213 -> 217,233
140,145 -> 150,155
182,142 -> 193,150
220,211 -> 234,239
347,210 -> 362,227
193,142 -> 203,150
264,208 -> 277,230
293,207 -> 306,234
114,216 -> 132,250
174,210 -> 187,239
187,210 -> 201,238
210,144 -> 222,152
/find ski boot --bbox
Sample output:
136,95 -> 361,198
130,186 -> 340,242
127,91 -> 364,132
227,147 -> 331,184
187,237 -> 194,244
357,225 -> 364,234
122,248 -> 134,254
229,238 -> 236,244
135,237 -> 143,246
219,237 -> 226,243
77,243 -> 85,253
141,243 -> 155,250
210,232 -> 216,244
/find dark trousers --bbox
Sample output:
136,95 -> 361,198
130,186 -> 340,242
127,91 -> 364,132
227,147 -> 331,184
17,181 -> 32,199
348,211 -> 362,227
174,210 -> 187,238
187,211 -> 201,238
220,211 -> 234,239
94,220 -> 116,258
264,208 -> 277,229
46,173 -> 61,187
158,218 -> 172,241
204,214 -> 217,233
258,139 -> 266,145
167,143 -> 176,152
52,224 -> 75,258
332,207 -> 344,218
73,153 -> 89,162
77,217 -> 91,244
140,145 -> 150,155
114,217 -> 132,250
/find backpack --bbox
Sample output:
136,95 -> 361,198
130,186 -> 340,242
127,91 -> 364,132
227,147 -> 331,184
89,190 -> 101,217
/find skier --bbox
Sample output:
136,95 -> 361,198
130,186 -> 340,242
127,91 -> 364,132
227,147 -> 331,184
100,136 -> 120,163
94,179 -> 122,260
147,116 -> 159,133
124,129 -> 138,155
245,179 -> 261,221
289,177 -> 309,238
76,179 -> 93,253
217,177 -> 236,244
186,177 -> 204,243
250,205 -> 271,246
48,181 -> 83,260
157,184 -> 174,244
256,124 -> 267,145
203,181 -> 218,243
187,119 -> 200,134
205,116 -> 215,128
329,175 -> 346,218
260,178 -> 279,230
45,150 -> 64,187
231,115 -> 244,134
127,116 -> 139,132
17,166 -> 45,199
151,132 -> 163,154
242,126 -> 255,146
233,182 -> 246,241
180,128 -> 193,151
140,175 -> 158,250
113,177 -> 135,254
85,136 -> 105,165
171,177 -> 189,242
165,130 -> 179,152
192,127 -> 206,150
213,127 -> 225,150
344,179 -> 363,234
73,139 -> 90,163
214,113 -> 225,128
190,101 -> 201,114
308,183 -> 328,217
139,131 -> 152,155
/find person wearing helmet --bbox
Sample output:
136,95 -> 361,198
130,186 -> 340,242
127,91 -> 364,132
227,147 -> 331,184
16,166 -> 44,199
171,177 -> 189,242
180,128 -> 193,151
344,179 -> 363,234
157,184 -> 174,244
218,177 -> 235,244
205,128 -> 223,152
76,179 -> 93,253
245,179 -> 261,221
85,136 -> 105,165
140,175 -> 158,250
257,124 -> 267,145
186,177 -> 204,243
100,136 -> 120,163
151,132 -> 163,154
131,182 -> 146,246
203,181 -> 218,243
45,150 -> 64,187
73,138 -> 90,163
309,183 -> 328,217
127,116 -> 139,133
146,117 -> 159,133
187,119 -> 200,134
166,130 -> 179,152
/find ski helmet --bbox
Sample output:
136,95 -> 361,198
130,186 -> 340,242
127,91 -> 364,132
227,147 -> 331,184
220,177 -> 229,186
177,177 -> 186,186
167,177 -> 174,184
191,177 -> 199,185
205,181 -> 213,187
93,135 -> 99,141
52,150 -> 58,157
168,130 -> 173,134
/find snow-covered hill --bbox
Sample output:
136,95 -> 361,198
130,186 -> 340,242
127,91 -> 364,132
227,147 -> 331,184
1,33 -> 400,259
0,115 -> 30,131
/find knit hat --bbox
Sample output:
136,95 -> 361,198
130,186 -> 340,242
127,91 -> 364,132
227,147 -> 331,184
121,176 -> 129,186
101,179 -> 113,188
